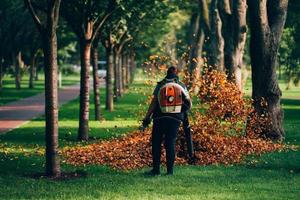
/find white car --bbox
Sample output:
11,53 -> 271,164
97,69 -> 107,79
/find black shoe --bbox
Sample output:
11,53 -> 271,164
144,169 -> 160,176
188,156 -> 196,165
166,170 -> 173,175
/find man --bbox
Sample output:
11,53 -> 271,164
142,66 -> 192,175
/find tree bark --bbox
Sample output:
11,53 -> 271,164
125,54 -> 130,87
118,54 -> 123,96
0,59 -> 3,91
188,0 -> 209,80
91,44 -> 102,121
41,29 -> 60,176
29,50 -> 38,89
188,14 -> 206,84
113,51 -> 120,100
208,0 -> 225,71
35,65 -> 39,81
77,38 -> 91,141
121,54 -> 127,90
247,0 -> 288,141
105,44 -> 114,111
15,52 -> 22,90
219,0 -> 247,90
130,54 -> 136,83
114,51 -> 122,98
188,13 -> 200,71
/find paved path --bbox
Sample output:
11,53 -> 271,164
0,84 -> 81,134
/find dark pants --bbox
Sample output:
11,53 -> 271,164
152,117 -> 181,174
183,112 -> 194,159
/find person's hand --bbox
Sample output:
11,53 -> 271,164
139,117 -> 151,131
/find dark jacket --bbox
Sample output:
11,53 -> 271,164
152,76 -> 191,121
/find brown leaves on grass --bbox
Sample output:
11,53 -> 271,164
62,128 -> 290,170
62,68 -> 297,170
63,130 -> 153,170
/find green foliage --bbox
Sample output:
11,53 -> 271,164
278,0 -> 300,87
0,0 -> 39,67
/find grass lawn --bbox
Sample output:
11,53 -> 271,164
0,75 -> 299,200
0,73 -> 80,106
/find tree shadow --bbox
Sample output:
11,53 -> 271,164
281,98 -> 300,106
244,151 -> 300,174
0,125 -> 136,146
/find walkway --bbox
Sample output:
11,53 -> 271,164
0,84 -> 80,134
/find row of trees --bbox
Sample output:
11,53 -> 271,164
173,0 -> 288,141
1,0 -> 174,177
0,0 -> 291,177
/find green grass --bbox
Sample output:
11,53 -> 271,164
0,76 -> 299,200
0,73 -> 80,105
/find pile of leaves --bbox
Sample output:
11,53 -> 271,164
62,128 -> 288,170
62,68 -> 296,170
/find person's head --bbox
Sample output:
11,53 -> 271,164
166,66 -> 178,79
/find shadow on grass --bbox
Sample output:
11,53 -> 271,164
282,98 -> 300,106
0,126 -> 136,146
244,151 -> 300,174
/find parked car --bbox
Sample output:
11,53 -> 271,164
98,69 -> 106,80
97,61 -> 107,80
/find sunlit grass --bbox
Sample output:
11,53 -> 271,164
0,73 -> 80,105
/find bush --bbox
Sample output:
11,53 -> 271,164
60,64 -> 80,75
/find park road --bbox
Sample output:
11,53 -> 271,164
0,84 -> 80,134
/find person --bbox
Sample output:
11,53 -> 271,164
182,111 -> 195,161
142,66 -> 192,175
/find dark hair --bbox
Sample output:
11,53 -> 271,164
167,66 -> 177,75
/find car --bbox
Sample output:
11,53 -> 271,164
97,69 -> 106,79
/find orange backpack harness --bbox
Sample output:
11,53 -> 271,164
158,82 -> 187,113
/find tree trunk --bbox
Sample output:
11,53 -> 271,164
247,0 -> 288,141
188,0 -> 209,81
128,53 -> 136,84
106,46 -> 114,111
42,31 -> 61,177
0,59 -> 3,91
15,52 -> 22,89
35,66 -> 39,81
131,54 -> 136,83
122,54 -> 127,90
188,13 -> 199,71
29,50 -> 38,89
91,45 -> 102,121
114,52 -> 122,98
113,51 -> 120,100
78,39 -> 91,141
126,55 -> 131,86
25,0 -> 61,177
208,0 -> 225,71
188,14 -> 206,84
219,0 -> 247,90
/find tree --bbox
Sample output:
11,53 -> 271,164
247,0 -> 289,141
0,1 -> 27,90
24,0 -> 61,177
61,0 -> 115,140
91,35 -> 102,120
114,29 -> 132,99
188,0 -> 209,81
218,0 -> 247,90
102,28 -> 115,111
208,0 -> 225,71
